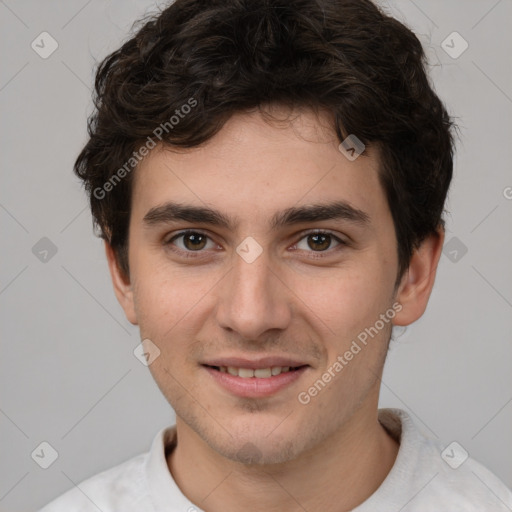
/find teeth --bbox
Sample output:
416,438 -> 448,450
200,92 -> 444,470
238,368 -> 254,378
254,368 -> 272,378
218,366 -> 294,378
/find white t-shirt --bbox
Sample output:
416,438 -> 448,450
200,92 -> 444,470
38,408 -> 512,511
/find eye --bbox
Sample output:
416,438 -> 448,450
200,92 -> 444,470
293,230 -> 345,253
165,230 -> 217,254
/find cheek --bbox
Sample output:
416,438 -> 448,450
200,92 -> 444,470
131,259 -> 217,344
131,257 -> 179,337
289,264 -> 387,333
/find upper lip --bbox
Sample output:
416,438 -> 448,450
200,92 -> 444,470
202,356 -> 309,369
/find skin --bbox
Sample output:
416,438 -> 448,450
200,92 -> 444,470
106,106 -> 444,512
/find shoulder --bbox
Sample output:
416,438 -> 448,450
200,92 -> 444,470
37,452 -> 151,512
374,409 -> 512,511
421,439 -> 512,511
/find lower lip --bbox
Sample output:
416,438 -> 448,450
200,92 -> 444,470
203,365 -> 308,398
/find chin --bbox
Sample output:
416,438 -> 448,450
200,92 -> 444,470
174,394 -> 334,466
205,413 -> 319,466
214,434 -> 300,466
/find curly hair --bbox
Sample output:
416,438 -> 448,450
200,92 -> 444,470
75,0 -> 454,280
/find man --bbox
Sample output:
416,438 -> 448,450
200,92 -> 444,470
40,0 -> 512,510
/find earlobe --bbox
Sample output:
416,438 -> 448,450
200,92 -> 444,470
104,242 -> 138,325
393,228 -> 445,327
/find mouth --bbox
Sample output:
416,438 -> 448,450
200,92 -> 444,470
201,361 -> 310,398
203,364 -> 308,378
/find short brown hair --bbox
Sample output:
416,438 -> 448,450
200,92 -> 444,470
75,0 -> 454,279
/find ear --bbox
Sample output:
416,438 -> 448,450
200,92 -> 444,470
104,241 -> 138,325
393,227 -> 445,326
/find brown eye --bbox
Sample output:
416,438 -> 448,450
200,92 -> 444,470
182,232 -> 207,251
166,231 -> 214,253
307,233 -> 332,251
294,231 -> 344,254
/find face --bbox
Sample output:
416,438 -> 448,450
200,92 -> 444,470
110,107 -> 431,465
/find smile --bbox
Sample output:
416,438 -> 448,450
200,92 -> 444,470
202,364 -> 309,398
205,365 -> 305,378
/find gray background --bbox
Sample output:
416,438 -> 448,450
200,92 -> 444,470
1,0 -> 511,510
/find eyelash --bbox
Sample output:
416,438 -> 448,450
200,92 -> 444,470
164,229 -> 347,259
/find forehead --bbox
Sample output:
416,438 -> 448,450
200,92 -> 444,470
130,109 -> 387,228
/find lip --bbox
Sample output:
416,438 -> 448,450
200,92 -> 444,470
202,364 -> 309,398
201,356 -> 308,369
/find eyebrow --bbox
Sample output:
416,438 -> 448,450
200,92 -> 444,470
142,200 -> 370,231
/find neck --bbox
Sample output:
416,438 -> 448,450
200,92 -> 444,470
167,403 -> 399,512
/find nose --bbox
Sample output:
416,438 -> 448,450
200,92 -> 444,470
215,247 -> 292,341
